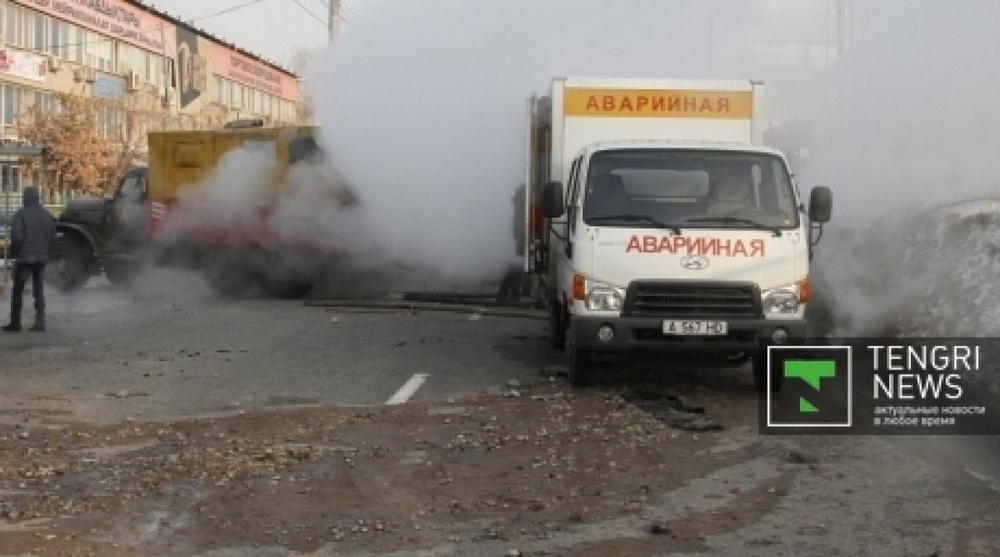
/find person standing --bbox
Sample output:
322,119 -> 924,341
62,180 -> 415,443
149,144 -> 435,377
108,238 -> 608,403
3,187 -> 56,332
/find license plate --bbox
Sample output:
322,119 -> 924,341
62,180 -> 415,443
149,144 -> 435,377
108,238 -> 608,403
662,320 -> 728,336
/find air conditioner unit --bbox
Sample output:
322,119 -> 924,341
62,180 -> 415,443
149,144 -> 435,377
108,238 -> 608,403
85,67 -> 97,82
46,56 -> 60,72
73,67 -> 85,82
126,70 -> 141,91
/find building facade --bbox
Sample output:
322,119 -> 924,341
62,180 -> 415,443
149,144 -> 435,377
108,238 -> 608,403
0,0 -> 305,204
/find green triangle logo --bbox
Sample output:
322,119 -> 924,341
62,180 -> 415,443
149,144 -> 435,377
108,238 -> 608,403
799,397 -> 819,413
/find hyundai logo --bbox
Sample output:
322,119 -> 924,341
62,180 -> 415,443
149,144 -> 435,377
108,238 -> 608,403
680,255 -> 710,270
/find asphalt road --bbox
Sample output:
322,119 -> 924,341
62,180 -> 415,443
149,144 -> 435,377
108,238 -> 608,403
0,270 -> 560,426
2,269 -> 1000,555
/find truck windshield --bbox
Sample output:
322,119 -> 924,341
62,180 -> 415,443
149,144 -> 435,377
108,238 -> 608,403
582,149 -> 799,230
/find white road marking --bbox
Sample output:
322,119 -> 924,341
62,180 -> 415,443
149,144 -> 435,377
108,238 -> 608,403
386,373 -> 430,405
965,468 -> 1000,494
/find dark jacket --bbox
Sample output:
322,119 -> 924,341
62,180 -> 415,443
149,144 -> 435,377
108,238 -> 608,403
10,187 -> 56,263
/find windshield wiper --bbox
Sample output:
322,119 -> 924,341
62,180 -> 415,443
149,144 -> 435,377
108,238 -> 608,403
587,215 -> 681,235
683,216 -> 783,237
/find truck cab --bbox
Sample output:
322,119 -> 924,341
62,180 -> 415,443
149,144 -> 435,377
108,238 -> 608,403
47,166 -> 150,291
543,141 -> 830,388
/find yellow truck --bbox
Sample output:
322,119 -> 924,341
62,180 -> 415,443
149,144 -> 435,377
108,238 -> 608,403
47,120 -> 354,297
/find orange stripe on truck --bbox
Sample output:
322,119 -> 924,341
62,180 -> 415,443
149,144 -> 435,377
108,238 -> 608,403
564,88 -> 753,119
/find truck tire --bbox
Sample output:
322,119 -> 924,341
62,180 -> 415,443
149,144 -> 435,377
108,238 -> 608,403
259,251 -> 315,299
549,302 -> 567,350
568,348 -> 591,387
104,261 -> 133,286
46,237 -> 89,293
202,254 -> 256,298
260,273 -> 311,299
496,267 -> 523,304
753,356 -> 784,392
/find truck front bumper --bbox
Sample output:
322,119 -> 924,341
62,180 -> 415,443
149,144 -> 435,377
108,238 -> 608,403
567,315 -> 807,355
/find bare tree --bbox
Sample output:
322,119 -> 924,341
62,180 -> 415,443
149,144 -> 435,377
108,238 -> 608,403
17,93 -> 118,198
287,46 -> 317,123
110,90 -> 169,176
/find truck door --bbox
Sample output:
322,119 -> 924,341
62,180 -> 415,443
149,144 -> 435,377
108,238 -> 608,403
547,156 -> 582,294
108,168 -> 149,251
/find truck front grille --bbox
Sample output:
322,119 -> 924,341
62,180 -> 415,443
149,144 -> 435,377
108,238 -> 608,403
624,281 -> 760,317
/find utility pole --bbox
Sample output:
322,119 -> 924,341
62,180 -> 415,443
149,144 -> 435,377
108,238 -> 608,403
328,0 -> 341,41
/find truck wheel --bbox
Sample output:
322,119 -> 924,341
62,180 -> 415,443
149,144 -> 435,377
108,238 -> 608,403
753,356 -> 784,392
549,303 -> 567,350
202,256 -> 255,298
260,273 -> 312,299
568,348 -> 591,387
104,261 -> 133,286
259,251 -> 315,299
46,237 -> 89,293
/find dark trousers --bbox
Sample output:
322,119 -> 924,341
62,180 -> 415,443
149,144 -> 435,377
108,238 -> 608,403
10,262 -> 46,325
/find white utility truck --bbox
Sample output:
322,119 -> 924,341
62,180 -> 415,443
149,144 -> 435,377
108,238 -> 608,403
522,77 -> 831,389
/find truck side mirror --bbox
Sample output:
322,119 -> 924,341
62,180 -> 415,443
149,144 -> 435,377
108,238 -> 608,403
542,181 -> 565,218
808,186 -> 832,223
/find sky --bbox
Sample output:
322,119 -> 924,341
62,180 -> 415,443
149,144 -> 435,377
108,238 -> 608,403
146,0 -> 1000,296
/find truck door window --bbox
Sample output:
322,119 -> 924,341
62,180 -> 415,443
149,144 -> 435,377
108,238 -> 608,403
768,160 -> 797,218
118,173 -> 146,201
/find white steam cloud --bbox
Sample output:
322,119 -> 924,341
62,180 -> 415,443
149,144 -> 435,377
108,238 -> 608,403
307,0 -> 836,287
804,1 -> 1000,223
801,1 -> 1000,336
141,0 -> 994,329
163,149 -> 354,254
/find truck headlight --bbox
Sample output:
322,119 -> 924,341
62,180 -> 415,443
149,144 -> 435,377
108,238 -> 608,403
585,281 -> 626,312
762,285 -> 800,316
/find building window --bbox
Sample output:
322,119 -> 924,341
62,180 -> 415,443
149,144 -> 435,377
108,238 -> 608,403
2,165 -> 24,195
48,19 -> 69,58
33,12 -> 46,52
71,26 -> 84,63
4,4 -> 22,48
161,56 -> 171,88
19,7 -> 34,50
213,76 -> 223,104
90,34 -> 115,72
98,105 -> 122,140
144,51 -> 152,82
2,84 -> 19,128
